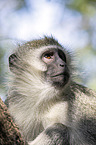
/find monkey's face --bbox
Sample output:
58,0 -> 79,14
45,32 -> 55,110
42,49 -> 70,88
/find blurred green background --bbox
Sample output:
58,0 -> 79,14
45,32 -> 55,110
0,0 -> 96,101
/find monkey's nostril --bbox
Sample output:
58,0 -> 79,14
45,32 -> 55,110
60,64 -> 64,67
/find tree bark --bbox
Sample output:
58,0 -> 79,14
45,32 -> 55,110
0,97 -> 25,145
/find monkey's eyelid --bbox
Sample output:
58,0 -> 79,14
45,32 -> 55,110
43,51 -> 54,58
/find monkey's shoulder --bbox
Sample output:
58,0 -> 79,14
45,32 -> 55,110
70,81 -> 96,98
69,82 -> 96,117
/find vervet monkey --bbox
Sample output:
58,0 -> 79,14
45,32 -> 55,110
6,37 -> 96,145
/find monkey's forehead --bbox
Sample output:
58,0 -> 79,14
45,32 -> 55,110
32,45 -> 64,56
22,45 -> 65,61
16,37 -> 68,57
16,39 -> 67,58
22,37 -> 62,49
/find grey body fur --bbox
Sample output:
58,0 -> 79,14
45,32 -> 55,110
6,37 -> 96,145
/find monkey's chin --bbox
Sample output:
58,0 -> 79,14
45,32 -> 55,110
51,74 -> 70,88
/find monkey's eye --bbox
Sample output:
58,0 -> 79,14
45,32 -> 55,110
44,52 -> 54,59
42,51 -> 54,63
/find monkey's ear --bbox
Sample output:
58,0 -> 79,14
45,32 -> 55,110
9,53 -> 18,70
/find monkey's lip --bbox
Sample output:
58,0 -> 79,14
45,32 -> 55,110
51,72 -> 68,77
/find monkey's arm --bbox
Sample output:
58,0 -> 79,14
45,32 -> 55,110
28,123 -> 69,145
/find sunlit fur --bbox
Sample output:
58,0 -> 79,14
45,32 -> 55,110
7,37 -> 96,144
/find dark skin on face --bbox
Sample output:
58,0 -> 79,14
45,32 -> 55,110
42,49 -> 70,87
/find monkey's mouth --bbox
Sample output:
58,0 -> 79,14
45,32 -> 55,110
51,72 -> 69,78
